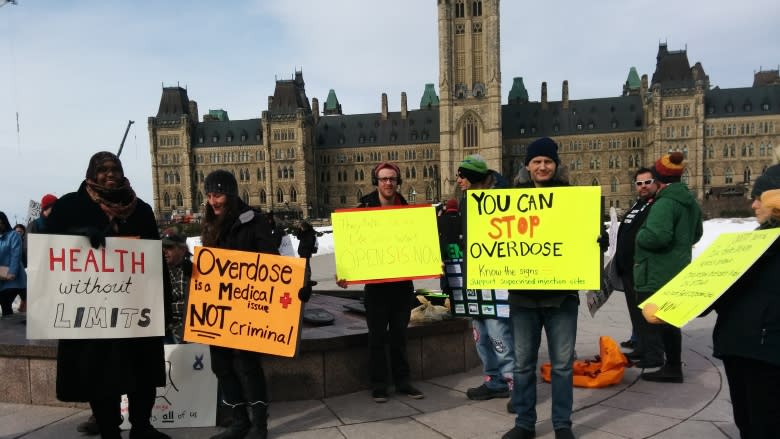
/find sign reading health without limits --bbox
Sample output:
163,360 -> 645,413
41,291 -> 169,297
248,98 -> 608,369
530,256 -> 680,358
331,204 -> 443,284
639,228 -> 780,328
465,187 -> 602,290
26,234 -> 165,339
183,247 -> 306,358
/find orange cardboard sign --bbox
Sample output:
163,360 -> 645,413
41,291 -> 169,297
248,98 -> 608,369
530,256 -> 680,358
183,246 -> 306,357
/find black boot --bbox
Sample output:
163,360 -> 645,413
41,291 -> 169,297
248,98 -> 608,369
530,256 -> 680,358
245,402 -> 268,439
210,405 -> 250,439
641,362 -> 683,383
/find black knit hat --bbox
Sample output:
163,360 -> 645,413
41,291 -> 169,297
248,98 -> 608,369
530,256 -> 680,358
751,164 -> 780,198
525,137 -> 560,165
204,170 -> 238,197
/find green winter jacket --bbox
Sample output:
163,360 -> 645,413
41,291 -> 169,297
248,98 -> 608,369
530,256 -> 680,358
633,182 -> 703,293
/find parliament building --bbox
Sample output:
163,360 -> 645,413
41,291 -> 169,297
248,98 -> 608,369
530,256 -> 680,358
148,0 -> 780,221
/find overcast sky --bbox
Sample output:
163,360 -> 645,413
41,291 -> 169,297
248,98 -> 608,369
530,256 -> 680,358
1,0 -> 778,224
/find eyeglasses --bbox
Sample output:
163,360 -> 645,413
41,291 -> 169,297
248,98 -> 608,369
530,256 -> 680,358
635,179 -> 655,187
377,177 -> 398,184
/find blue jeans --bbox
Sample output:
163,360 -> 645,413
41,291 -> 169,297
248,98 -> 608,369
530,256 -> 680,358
473,317 -> 514,390
510,296 -> 578,430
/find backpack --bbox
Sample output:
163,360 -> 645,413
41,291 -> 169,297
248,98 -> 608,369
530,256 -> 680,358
540,335 -> 628,388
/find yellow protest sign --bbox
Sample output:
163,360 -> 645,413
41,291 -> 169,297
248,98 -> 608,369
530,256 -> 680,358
640,228 -> 780,328
183,247 -> 306,357
332,204 -> 442,284
465,187 -> 602,290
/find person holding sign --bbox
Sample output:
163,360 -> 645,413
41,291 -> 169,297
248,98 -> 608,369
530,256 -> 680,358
634,152 -> 702,384
454,155 -> 515,401
201,170 -> 290,439
703,165 -> 780,438
613,168 -> 664,369
337,162 -> 425,403
504,137 -> 578,439
45,151 -> 170,439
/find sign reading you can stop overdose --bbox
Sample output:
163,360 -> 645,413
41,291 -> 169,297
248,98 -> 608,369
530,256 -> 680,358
464,187 -> 602,291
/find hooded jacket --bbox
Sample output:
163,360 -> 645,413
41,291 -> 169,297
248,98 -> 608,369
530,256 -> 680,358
633,182 -> 703,293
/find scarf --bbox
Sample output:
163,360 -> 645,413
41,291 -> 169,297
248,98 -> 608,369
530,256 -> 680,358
85,178 -> 138,222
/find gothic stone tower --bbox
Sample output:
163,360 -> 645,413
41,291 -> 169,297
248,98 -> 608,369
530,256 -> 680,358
438,0 -> 502,197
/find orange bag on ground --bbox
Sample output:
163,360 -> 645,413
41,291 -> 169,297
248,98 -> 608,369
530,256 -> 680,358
540,335 -> 628,388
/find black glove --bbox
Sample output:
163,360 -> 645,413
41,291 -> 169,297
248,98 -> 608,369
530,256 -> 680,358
298,285 -> 312,302
74,226 -> 106,249
597,232 -> 609,251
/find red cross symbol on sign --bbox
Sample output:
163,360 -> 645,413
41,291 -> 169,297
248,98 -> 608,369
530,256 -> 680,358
280,292 -> 293,309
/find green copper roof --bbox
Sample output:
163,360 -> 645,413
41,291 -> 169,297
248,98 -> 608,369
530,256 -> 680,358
324,89 -> 340,111
508,77 -> 529,103
626,67 -> 641,90
420,83 -> 439,108
208,109 -> 229,121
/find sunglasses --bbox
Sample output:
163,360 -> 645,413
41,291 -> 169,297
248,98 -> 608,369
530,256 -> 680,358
635,179 -> 655,187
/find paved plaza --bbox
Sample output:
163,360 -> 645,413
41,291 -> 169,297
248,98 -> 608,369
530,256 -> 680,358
0,253 -> 738,439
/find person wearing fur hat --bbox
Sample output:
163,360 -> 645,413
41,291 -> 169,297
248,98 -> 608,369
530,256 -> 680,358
504,137 -> 579,439
46,151 -> 171,439
702,164 -> 780,438
201,169 -> 305,439
634,151 -> 702,384
454,155 -> 515,401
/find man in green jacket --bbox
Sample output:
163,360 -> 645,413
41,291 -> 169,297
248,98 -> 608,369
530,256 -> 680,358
634,151 -> 703,383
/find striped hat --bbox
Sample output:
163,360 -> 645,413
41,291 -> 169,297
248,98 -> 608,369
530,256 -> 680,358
652,152 -> 685,183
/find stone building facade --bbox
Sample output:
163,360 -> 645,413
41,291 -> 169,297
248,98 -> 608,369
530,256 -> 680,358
148,0 -> 780,221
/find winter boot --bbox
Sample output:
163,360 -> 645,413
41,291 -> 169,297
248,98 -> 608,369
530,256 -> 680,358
640,362 -> 683,383
245,402 -> 268,439
210,405 -> 250,439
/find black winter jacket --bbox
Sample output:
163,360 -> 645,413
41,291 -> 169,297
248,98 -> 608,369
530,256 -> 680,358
46,181 -> 169,402
711,220 -> 780,366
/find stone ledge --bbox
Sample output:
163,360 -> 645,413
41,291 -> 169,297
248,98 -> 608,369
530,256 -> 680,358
0,295 -> 479,405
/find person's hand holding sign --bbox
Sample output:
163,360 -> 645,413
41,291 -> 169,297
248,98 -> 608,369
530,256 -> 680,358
642,303 -> 665,324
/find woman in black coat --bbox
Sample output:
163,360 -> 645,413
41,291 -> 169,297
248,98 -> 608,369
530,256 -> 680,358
201,170 -> 283,439
709,167 -> 780,439
46,151 -> 170,439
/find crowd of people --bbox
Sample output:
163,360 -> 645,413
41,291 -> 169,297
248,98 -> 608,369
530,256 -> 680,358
1,140 -> 778,439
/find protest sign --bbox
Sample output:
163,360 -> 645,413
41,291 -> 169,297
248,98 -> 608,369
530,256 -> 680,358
465,187 -> 602,290
640,228 -> 780,328
27,199 -> 41,225
183,247 -> 306,357
121,343 -> 218,429
332,204 -> 442,284
26,234 -> 164,339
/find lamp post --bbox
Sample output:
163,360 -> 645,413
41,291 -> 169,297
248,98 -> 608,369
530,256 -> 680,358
410,189 -> 417,204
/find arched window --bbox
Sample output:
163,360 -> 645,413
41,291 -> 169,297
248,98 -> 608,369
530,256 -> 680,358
356,189 -> 363,203
355,170 -> 359,181
425,186 -> 433,200
360,169 -> 364,180
463,115 -> 478,149
163,193 -> 170,207
743,167 -> 752,183
176,192 -> 183,206
290,187 -> 297,202
591,178 -> 600,186
278,167 -> 282,178
283,167 -> 289,179
290,167 -> 294,179
725,167 -> 734,184
610,177 -> 618,193
259,189 -> 267,204
276,188 -> 284,203
411,167 -> 416,179
682,169 -> 690,185
704,168 -> 712,185
242,191 -> 249,204
196,192 -> 203,206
